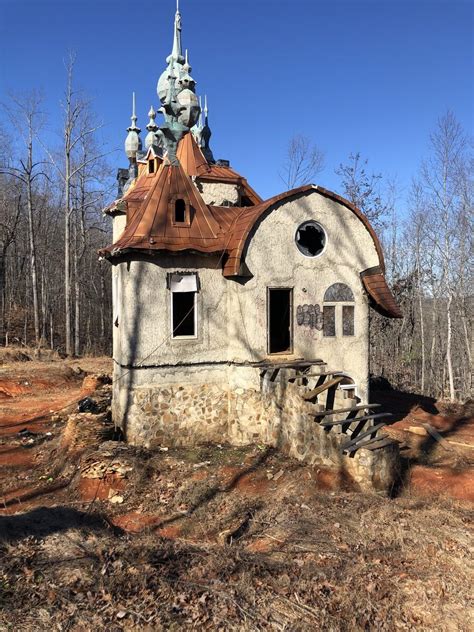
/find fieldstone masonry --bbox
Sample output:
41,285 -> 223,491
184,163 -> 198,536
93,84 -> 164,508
116,365 -> 400,495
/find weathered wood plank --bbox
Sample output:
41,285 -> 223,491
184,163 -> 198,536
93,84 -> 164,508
303,376 -> 345,401
340,422 -> 387,451
320,412 -> 391,427
313,403 -> 381,418
345,436 -> 397,453
288,371 -> 344,383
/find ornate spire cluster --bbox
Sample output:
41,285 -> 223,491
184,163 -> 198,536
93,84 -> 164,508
192,95 -> 214,163
123,1 -> 215,169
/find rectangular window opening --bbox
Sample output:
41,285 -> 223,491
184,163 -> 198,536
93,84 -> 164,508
148,160 -> 155,174
174,199 -> 187,223
268,288 -> 292,354
342,305 -> 355,336
172,291 -> 196,337
323,305 -> 336,337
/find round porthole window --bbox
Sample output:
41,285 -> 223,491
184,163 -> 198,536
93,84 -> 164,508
295,221 -> 326,257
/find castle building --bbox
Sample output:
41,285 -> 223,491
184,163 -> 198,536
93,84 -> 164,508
100,2 -> 402,491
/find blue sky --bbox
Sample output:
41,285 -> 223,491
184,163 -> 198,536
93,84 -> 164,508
1,0 -> 472,205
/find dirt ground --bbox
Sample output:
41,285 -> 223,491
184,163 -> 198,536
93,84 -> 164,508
0,349 -> 473,630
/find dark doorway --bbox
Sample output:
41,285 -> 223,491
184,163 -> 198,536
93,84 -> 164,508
268,288 -> 292,354
172,292 -> 195,337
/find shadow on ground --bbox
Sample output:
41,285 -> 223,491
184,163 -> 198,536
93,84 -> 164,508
0,506 -> 119,542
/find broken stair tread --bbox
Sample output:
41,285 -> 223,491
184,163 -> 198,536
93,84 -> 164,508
303,376 -> 345,401
344,436 -> 397,453
320,411 -> 391,427
288,371 -> 345,382
256,359 -> 325,369
314,403 -> 381,417
340,422 -> 388,451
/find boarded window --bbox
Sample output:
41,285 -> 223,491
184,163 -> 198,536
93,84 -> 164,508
174,198 -> 186,223
342,305 -> 355,336
324,283 -> 354,302
323,305 -> 336,337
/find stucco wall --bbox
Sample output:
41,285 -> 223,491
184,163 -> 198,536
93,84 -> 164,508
114,190 -> 378,377
226,191 -> 380,401
197,181 -> 240,206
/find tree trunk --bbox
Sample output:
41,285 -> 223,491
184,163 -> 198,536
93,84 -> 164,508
0,245 -> 5,346
65,145 -> 72,355
446,293 -> 455,401
74,223 -> 80,356
415,244 -> 425,393
26,135 -> 40,347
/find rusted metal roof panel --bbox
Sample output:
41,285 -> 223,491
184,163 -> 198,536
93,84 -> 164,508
361,267 -> 403,318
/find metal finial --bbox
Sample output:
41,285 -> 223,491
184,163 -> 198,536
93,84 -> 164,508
128,92 -> 140,132
147,106 -> 157,128
125,92 -> 142,159
171,0 -> 182,61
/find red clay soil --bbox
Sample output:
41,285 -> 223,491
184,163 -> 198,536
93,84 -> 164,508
78,474 -> 126,502
408,465 -> 474,502
374,387 -> 474,502
0,356 -> 473,539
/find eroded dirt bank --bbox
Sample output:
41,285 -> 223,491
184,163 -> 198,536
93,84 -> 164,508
0,351 -> 473,630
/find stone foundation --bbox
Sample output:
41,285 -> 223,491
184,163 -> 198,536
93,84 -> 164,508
113,364 -> 400,494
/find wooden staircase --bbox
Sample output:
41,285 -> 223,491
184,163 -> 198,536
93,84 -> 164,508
261,361 -> 398,457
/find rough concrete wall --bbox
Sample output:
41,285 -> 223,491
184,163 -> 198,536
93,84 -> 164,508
116,253 -> 228,367
112,213 -> 127,242
111,214 -> 127,366
198,181 -> 240,206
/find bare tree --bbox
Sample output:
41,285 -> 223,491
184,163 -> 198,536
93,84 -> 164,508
336,153 -> 388,230
0,92 -> 46,346
280,134 -> 325,189
38,54 -> 108,355
419,111 -> 471,400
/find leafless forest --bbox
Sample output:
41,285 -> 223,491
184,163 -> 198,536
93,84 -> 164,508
0,59 -> 472,401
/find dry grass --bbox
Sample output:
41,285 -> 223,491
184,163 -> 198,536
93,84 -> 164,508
0,486 -> 472,631
0,358 -> 473,631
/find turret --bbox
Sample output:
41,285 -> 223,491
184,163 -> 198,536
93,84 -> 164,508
145,105 -> 160,151
124,92 -> 142,180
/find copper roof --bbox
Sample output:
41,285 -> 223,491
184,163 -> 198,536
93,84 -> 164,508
104,133 -> 262,216
102,162 -> 225,254
361,267 -> 403,318
101,148 -> 401,318
176,132 -> 210,177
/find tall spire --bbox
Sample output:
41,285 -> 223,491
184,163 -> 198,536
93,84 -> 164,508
169,0 -> 184,63
157,1 -> 201,139
198,95 -> 203,128
124,92 -> 142,184
125,92 -> 142,158
204,94 -> 208,125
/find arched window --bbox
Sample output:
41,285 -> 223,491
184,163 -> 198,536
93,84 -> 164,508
324,283 -> 354,302
174,198 -> 187,223
323,283 -> 355,337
